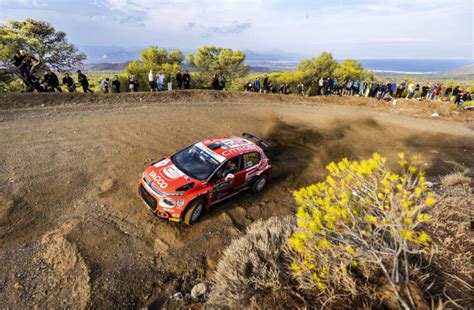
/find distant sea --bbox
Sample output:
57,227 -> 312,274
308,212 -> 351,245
354,59 -> 473,74
247,59 -> 473,74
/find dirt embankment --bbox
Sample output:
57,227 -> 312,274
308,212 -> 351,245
1,90 -> 472,122
0,91 -> 473,308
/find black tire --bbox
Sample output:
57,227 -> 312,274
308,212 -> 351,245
251,174 -> 268,193
183,198 -> 204,224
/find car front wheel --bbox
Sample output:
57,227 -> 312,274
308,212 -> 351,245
183,198 -> 204,224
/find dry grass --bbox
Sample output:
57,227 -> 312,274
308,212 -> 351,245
206,216 -> 301,309
425,172 -> 473,307
206,172 -> 473,309
440,171 -> 471,188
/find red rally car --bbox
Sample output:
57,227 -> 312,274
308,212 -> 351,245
139,133 -> 272,224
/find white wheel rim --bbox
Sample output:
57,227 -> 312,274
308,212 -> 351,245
256,177 -> 266,191
191,203 -> 203,222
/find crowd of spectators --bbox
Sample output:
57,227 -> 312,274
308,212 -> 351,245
244,75 -> 472,105
9,50 -> 472,106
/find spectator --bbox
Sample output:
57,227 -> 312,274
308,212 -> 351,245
322,78 -> 330,95
396,81 -> 406,98
268,80 -> 275,93
211,74 -> 220,90
284,83 -> 290,95
219,77 -> 226,90
134,79 -> 140,92
21,51 -> 38,81
111,75 -> 121,93
29,74 -> 44,92
183,70 -> 191,89
157,71 -> 165,91
254,78 -> 260,92
406,82 -> 415,99
414,83 -> 420,99
128,75 -> 135,92
352,80 -> 360,95
44,70 -> 62,92
77,70 -> 94,93
100,78 -> 110,93
389,81 -> 397,96
428,83 -> 437,100
148,70 -> 156,92
345,79 -> 353,96
433,83 -> 442,100
11,50 -> 27,79
369,82 -> 379,98
297,81 -> 304,96
62,73 -> 75,92
420,85 -> 429,99
245,81 -> 253,92
176,70 -> 183,89
318,77 -> 324,95
359,80 -> 367,96
263,75 -> 269,93
443,86 -> 452,101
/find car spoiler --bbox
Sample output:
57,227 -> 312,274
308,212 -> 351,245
242,133 -> 270,150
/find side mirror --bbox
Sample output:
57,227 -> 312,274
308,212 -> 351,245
225,173 -> 235,182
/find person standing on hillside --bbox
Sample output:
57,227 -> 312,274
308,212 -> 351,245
183,70 -> 191,89
157,71 -> 165,91
318,77 -> 324,95
406,82 -> 415,99
128,75 -> 135,92
77,70 -> 94,93
322,78 -> 329,95
395,81 -> 406,98
254,77 -> 260,92
414,83 -> 420,99
297,81 -> 304,96
111,75 -> 121,93
148,69 -> 156,92
263,75 -> 269,93
211,74 -> 220,90
176,70 -> 183,89
62,73 -> 75,92
359,80 -> 367,96
389,81 -> 397,96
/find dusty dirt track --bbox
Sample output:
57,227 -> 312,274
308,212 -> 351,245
0,91 -> 473,308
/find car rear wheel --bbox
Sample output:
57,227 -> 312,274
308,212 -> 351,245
183,198 -> 204,224
252,174 -> 268,193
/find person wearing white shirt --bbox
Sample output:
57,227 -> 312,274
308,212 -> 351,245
406,83 -> 415,99
148,70 -> 156,92
157,72 -> 165,91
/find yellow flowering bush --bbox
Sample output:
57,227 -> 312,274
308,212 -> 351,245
289,153 -> 435,309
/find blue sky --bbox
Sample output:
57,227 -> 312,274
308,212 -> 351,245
0,0 -> 472,59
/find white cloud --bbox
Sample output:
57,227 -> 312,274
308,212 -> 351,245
0,0 -> 48,10
1,0 -> 471,58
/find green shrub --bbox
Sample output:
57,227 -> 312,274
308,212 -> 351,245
289,153 -> 434,309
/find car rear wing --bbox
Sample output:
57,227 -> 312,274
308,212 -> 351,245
242,133 -> 270,150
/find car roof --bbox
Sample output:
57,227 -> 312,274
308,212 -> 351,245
198,136 -> 261,160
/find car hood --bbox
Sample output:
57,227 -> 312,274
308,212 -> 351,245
144,158 -> 197,195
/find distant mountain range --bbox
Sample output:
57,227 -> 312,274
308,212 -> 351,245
78,45 -> 473,77
78,45 -> 302,64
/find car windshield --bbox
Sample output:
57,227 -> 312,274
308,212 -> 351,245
171,145 -> 221,180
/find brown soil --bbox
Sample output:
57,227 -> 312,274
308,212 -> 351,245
0,90 -> 473,308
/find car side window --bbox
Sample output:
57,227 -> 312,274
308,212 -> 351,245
243,152 -> 260,169
219,156 -> 242,178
